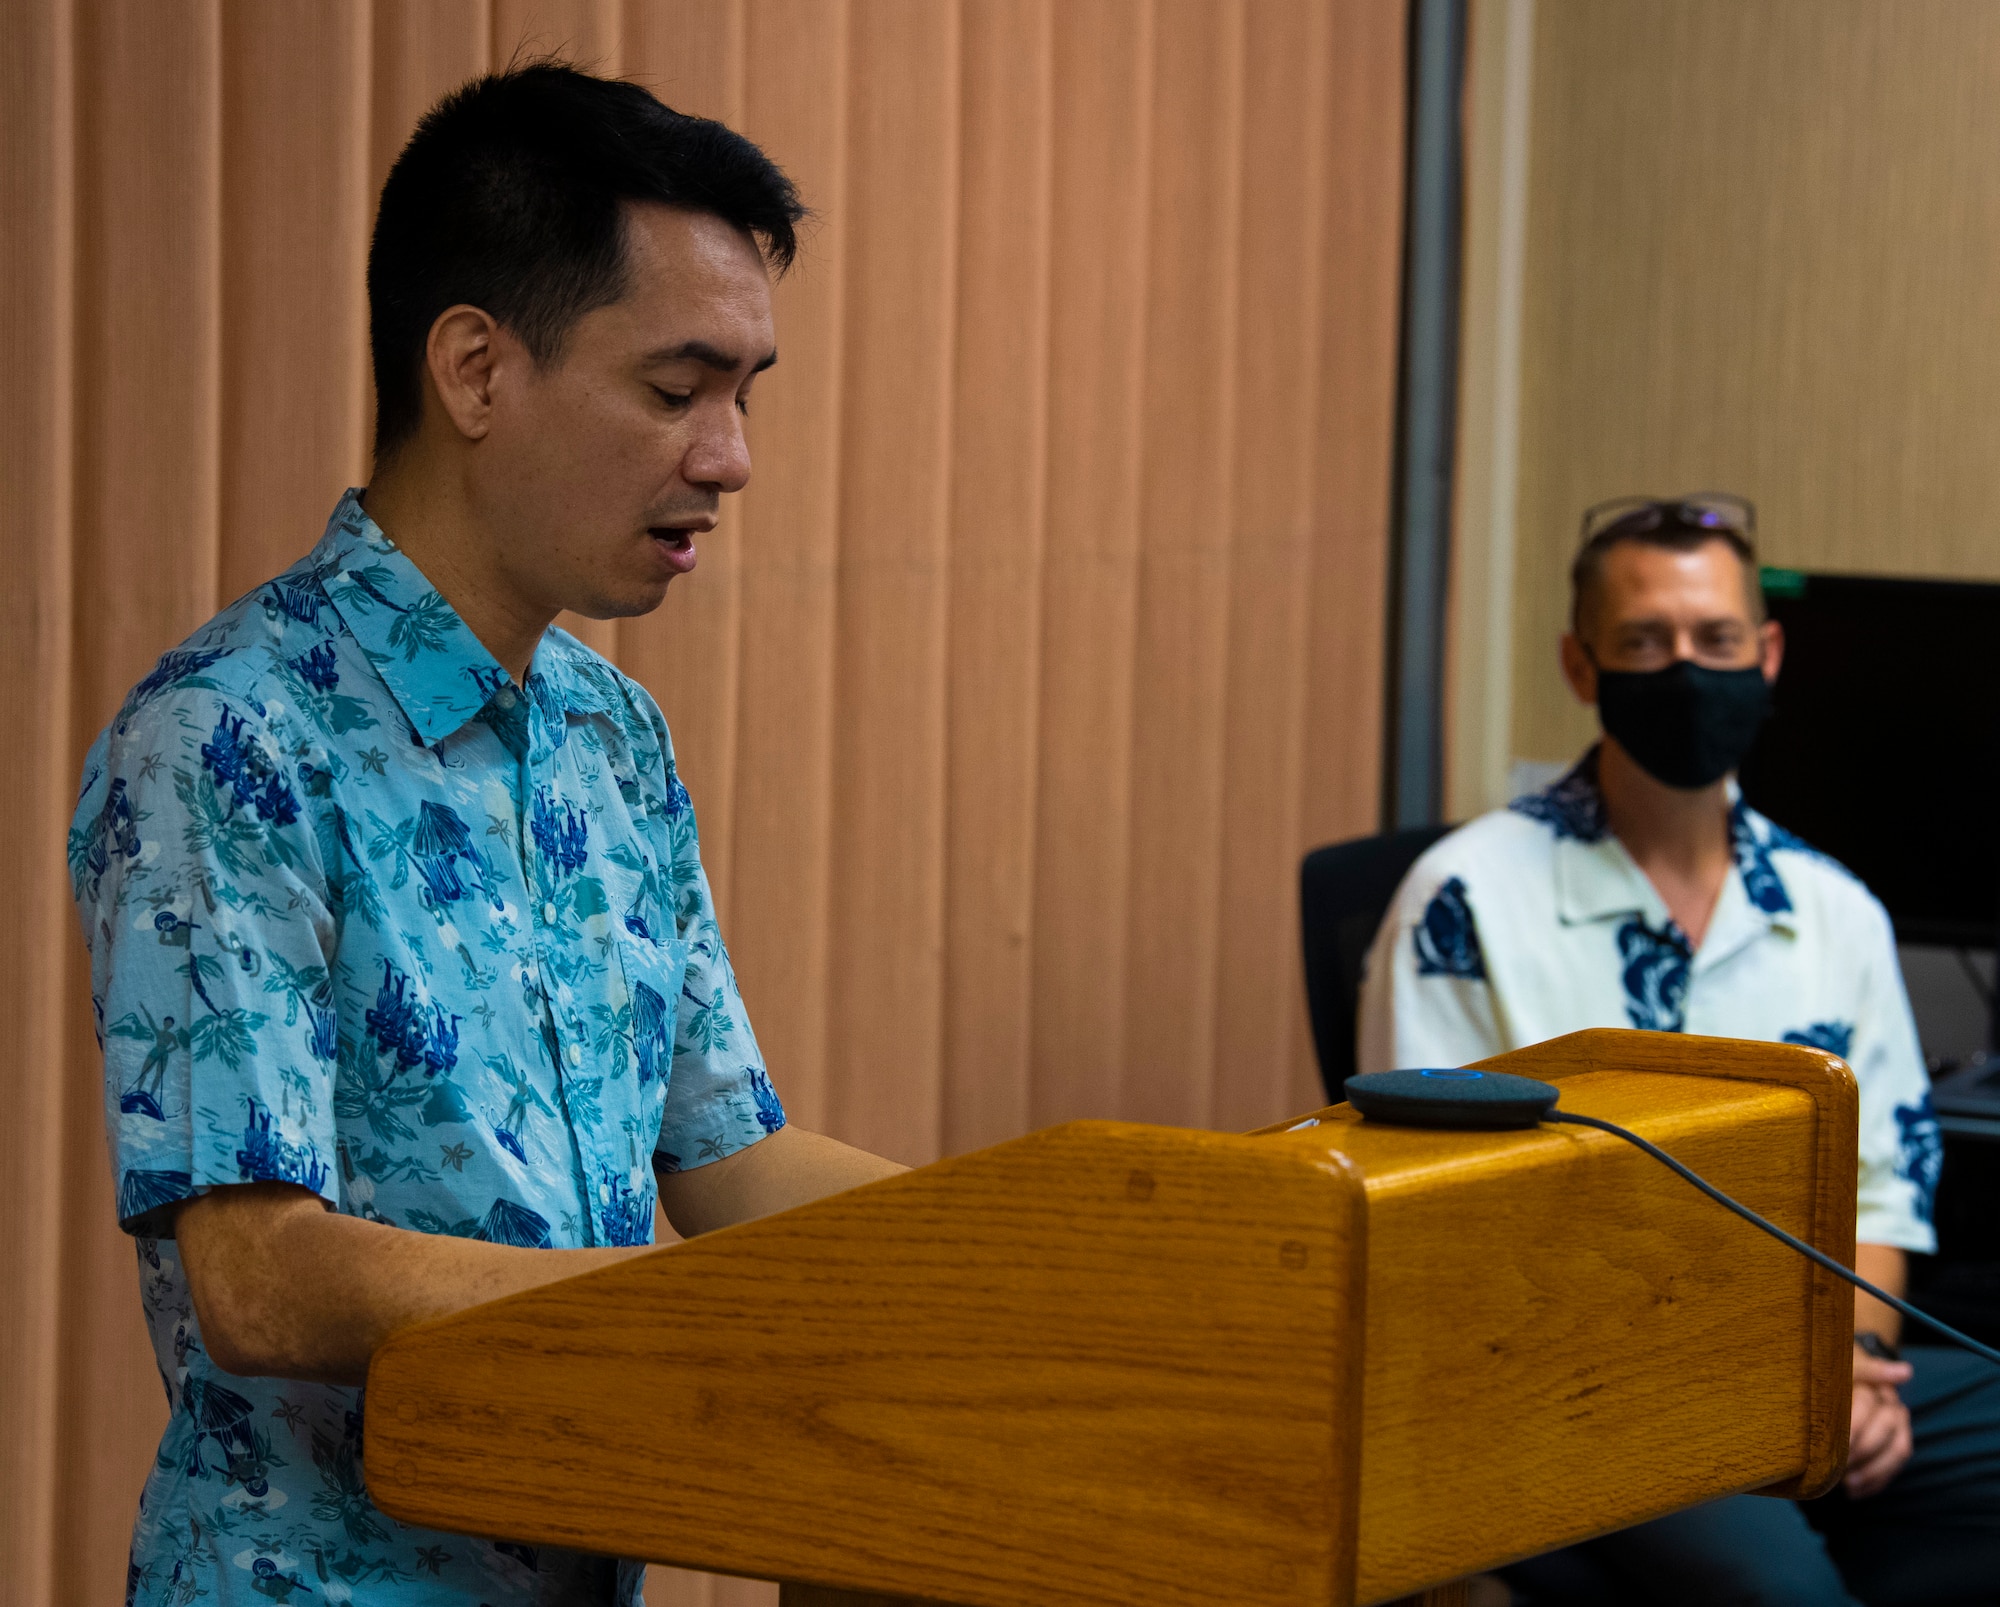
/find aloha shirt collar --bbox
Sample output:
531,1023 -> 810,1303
316,494 -> 617,752
1516,746 -> 1802,971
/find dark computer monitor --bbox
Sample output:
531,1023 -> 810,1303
1737,570 -> 2000,950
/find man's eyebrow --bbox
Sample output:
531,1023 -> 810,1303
644,340 -> 778,374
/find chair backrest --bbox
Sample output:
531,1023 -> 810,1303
1299,825 -> 1453,1101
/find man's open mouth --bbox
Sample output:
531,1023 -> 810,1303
650,526 -> 700,573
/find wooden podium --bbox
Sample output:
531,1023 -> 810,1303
365,1030 -> 1858,1607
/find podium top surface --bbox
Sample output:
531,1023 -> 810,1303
366,1029 -> 1857,1607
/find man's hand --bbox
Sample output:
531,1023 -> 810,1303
1844,1241 -> 1913,1498
1846,1347 -> 1914,1498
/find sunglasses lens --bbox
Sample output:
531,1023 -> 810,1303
1679,495 -> 1755,535
1582,494 -> 1755,548
1587,504 -> 1662,542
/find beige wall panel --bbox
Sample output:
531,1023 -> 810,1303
1208,0 -> 1332,1133
1443,0 -> 1534,819
0,7 -> 74,1603
65,11 -> 225,1599
494,0 -> 623,68
1028,0 -> 1154,1127
1298,0 -> 1404,848
365,0 -> 493,470
1293,0 -> 1406,1106
1513,0 -> 2000,764
73,2 -> 223,727
1120,0 -> 1246,1129
725,0 -> 850,1133
617,0 -> 748,920
370,0 -> 492,196
941,0 -> 1054,1157
624,0 -> 744,114
823,0 -> 961,1165
219,0 -> 373,598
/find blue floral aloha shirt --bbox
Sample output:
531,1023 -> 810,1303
1358,746 -> 1939,1252
72,490 -> 785,1607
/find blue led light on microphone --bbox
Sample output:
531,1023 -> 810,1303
1345,1067 -> 2000,1368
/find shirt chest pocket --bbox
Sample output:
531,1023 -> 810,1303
612,927 -> 688,1092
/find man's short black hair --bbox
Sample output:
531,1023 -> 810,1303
368,61 -> 805,461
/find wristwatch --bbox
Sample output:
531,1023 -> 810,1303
1855,1330 -> 1902,1362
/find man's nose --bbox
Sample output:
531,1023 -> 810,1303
685,407 -> 752,495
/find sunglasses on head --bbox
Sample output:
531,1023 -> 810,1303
1579,492 -> 1756,548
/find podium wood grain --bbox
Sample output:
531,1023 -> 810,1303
369,1121 -> 1373,1607
1472,1026 -> 1859,1503
1334,1034 -> 1856,1598
365,1030 -> 1856,1607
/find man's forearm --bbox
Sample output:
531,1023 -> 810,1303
178,1127 -> 905,1387
1854,1241 -> 1908,1344
177,1182 -> 645,1386
657,1123 -> 907,1239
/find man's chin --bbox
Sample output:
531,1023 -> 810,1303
561,580 -> 676,627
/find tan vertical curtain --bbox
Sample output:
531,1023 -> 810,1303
0,2 -> 1407,1601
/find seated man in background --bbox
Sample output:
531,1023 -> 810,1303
1359,494 -> 2000,1607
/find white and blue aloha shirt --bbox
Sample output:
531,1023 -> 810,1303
1358,747 -> 1939,1253
72,490 -> 785,1607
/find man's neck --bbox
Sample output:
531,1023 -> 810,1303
1597,738 -> 1735,948
360,457 -> 551,686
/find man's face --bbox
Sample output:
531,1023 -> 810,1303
1561,538 -> 1782,703
471,203 -> 776,621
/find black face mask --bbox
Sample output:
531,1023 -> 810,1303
1594,659 -> 1771,790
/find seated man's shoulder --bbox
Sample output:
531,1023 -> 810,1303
1390,807 -> 1558,924
1741,806 -> 1890,930
1427,803 -> 1563,874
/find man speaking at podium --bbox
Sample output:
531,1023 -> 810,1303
72,65 -> 900,1607
1359,495 -> 2000,1605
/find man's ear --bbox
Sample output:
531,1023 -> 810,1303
424,304 -> 503,442
1559,631 -> 1598,706
1758,617 -> 1785,684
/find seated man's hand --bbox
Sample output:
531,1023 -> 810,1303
1845,1347 -> 1914,1498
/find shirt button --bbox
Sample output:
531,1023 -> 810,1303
541,901 -> 558,925
565,1042 -> 581,1068
496,687 -> 516,708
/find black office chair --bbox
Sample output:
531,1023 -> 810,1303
1299,824 -> 1453,1104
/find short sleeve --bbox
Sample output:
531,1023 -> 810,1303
634,706 -> 784,1173
1847,902 -> 1938,1253
1357,858 -> 1508,1078
74,683 -> 341,1235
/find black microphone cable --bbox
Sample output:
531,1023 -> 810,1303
1547,1110 -> 2000,1368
